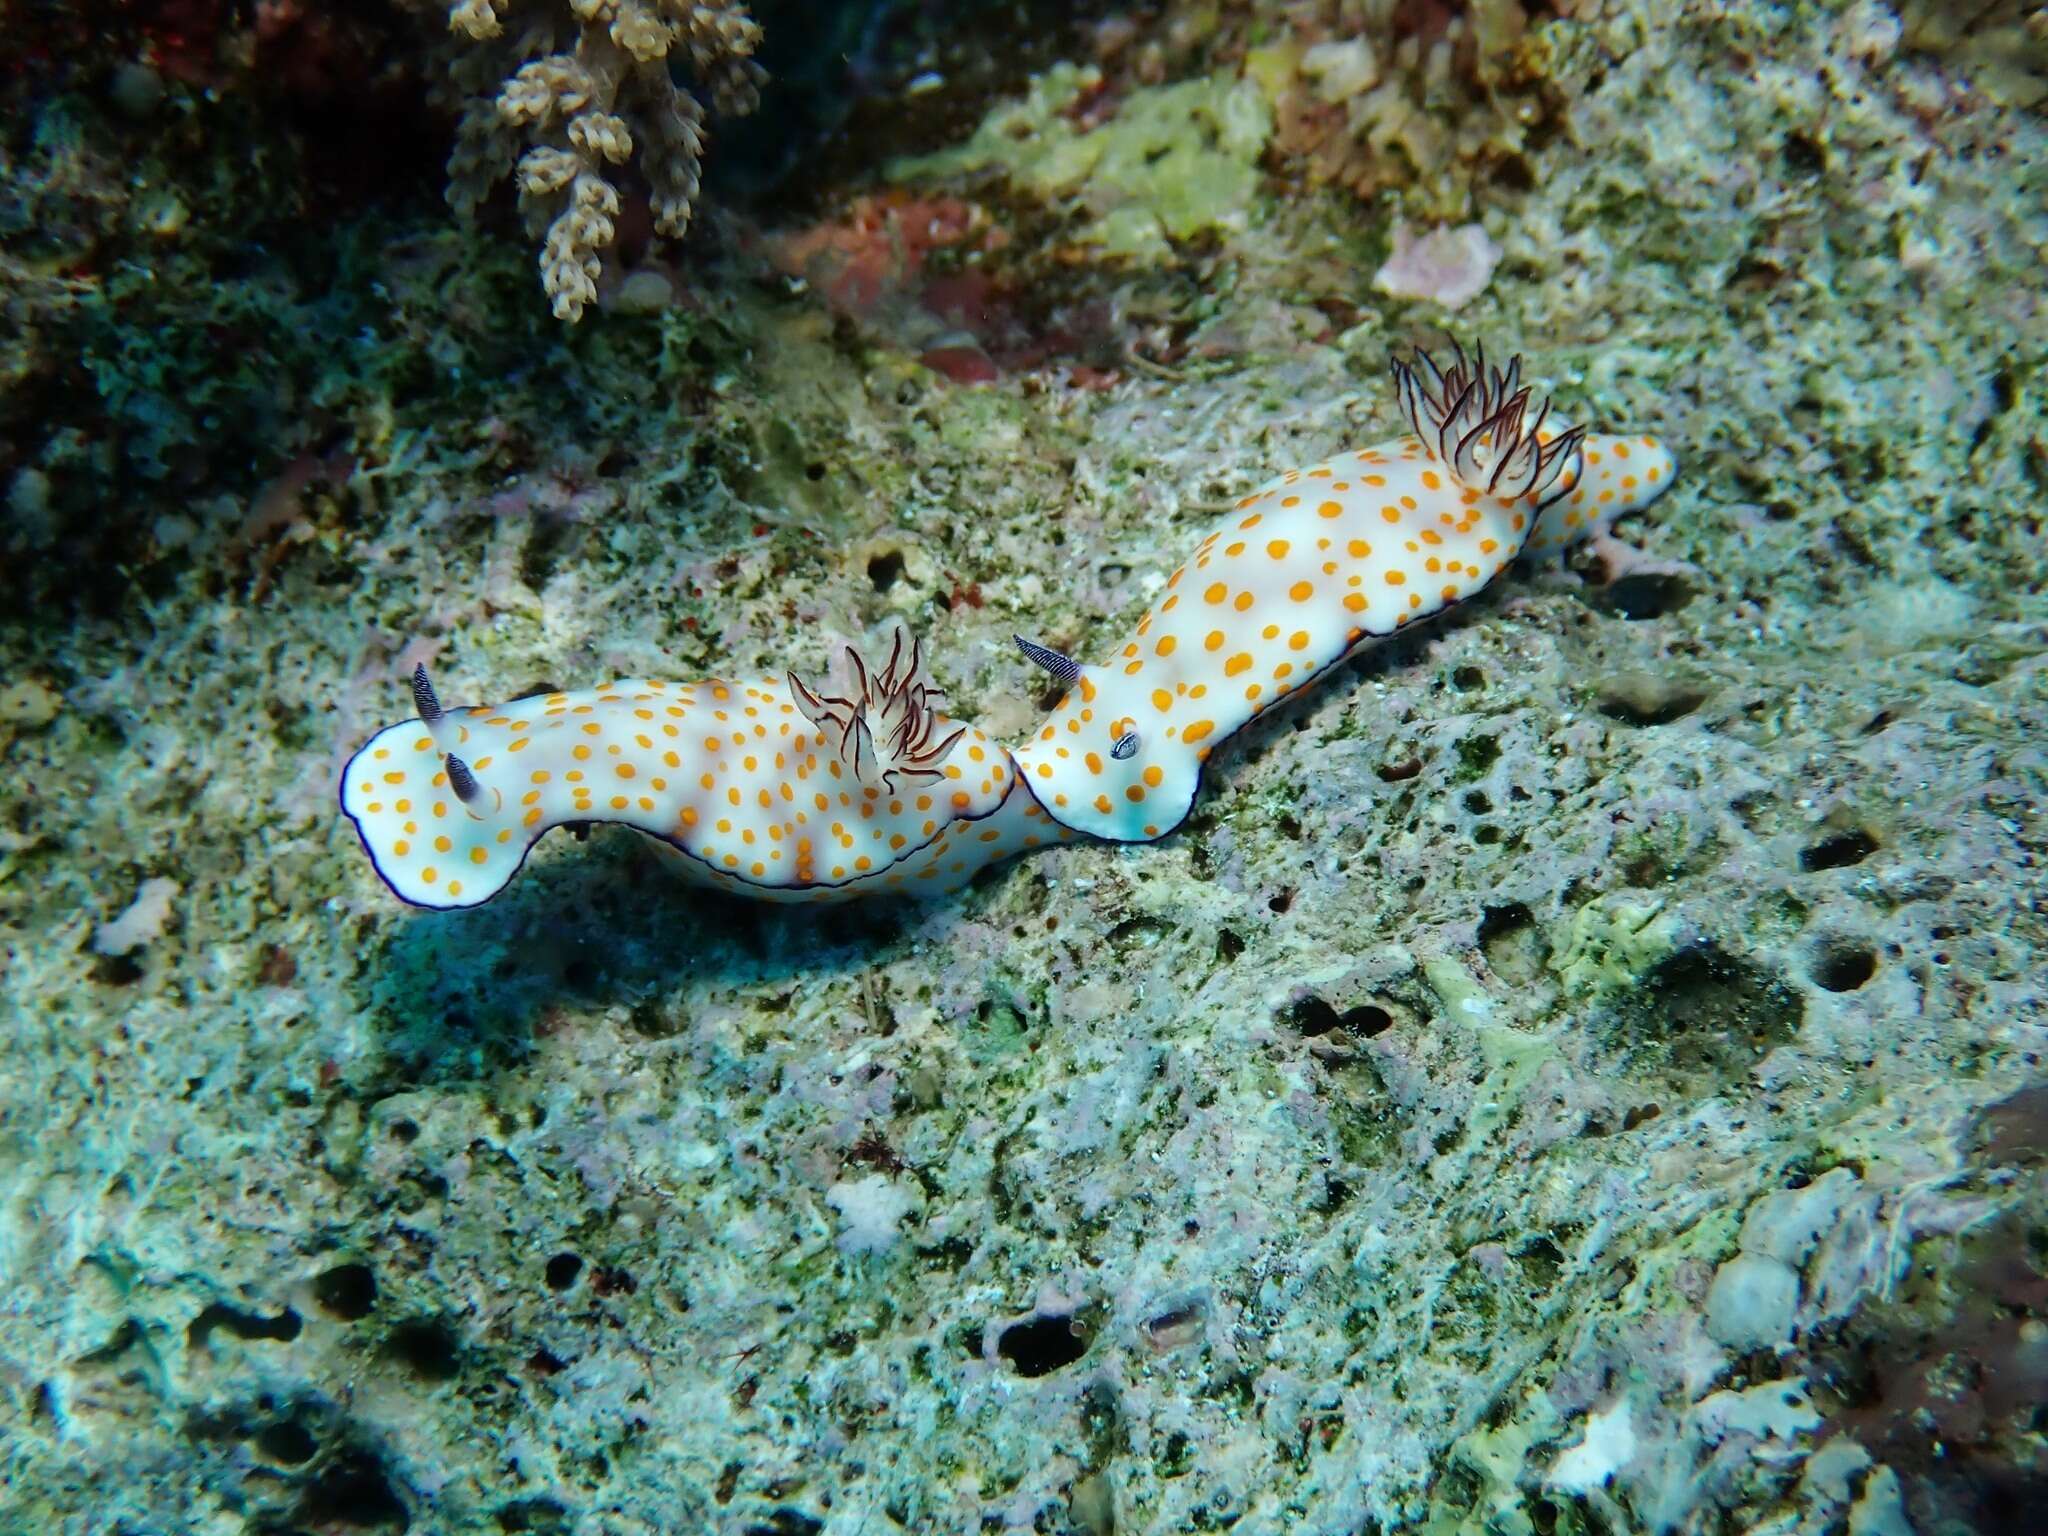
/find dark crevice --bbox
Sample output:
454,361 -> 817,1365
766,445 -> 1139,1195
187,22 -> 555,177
997,1313 -> 1090,1378
188,1302 -> 303,1349
1800,828 -> 1879,872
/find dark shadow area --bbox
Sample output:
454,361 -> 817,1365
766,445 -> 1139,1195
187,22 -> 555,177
347,826 -> 959,1091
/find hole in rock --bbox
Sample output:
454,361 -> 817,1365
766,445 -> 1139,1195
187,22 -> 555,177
1799,828 -> 1879,871
257,1420 -> 319,1465
544,1254 -> 583,1292
313,1263 -> 377,1321
998,1313 -> 1090,1378
298,1451 -> 409,1530
385,1319 -> 462,1382
1812,941 -> 1878,993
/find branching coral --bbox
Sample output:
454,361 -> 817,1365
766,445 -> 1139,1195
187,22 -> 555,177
420,0 -> 765,320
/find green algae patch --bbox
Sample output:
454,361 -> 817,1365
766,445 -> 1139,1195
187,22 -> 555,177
1463,1024 -> 1558,1150
1422,956 -> 1556,1150
889,64 -> 1273,262
1551,893 -> 1684,996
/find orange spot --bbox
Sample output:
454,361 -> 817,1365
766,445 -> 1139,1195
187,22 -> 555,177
1422,470 -> 1442,490
1181,720 -> 1214,744
1317,500 -> 1342,519
1204,582 -> 1228,604
1289,580 -> 1313,601
1386,570 -> 1407,586
1343,593 -> 1367,613
1205,629 -> 1225,651
1267,539 -> 1291,560
1224,653 -> 1254,677
1289,631 -> 1310,651
1155,635 -> 1177,657
1234,591 -> 1255,612
1381,505 -> 1402,524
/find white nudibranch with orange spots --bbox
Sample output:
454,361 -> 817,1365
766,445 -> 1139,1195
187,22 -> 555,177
341,342 -> 1675,909
1010,340 -> 1677,840
340,632 -> 1060,910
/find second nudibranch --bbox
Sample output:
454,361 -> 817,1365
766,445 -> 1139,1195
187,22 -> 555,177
1011,342 -> 1676,840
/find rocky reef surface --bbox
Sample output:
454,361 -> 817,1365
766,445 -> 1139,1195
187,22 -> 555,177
2,3 -> 2045,1534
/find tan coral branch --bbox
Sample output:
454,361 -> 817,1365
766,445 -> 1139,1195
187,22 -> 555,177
417,0 -> 764,320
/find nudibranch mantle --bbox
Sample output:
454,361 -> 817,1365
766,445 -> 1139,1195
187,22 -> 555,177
342,342 -> 1675,909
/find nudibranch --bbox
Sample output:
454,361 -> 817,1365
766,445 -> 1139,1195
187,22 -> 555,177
339,632 -> 1065,909
340,342 -> 1675,909
1010,341 -> 1677,839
